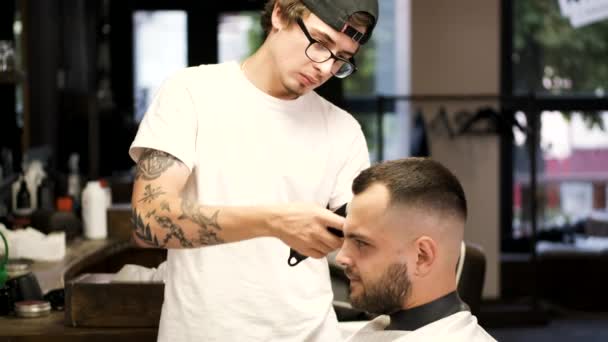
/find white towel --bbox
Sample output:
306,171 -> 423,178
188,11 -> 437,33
0,224 -> 65,261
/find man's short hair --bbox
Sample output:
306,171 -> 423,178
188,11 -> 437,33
352,158 -> 468,222
260,0 -> 375,39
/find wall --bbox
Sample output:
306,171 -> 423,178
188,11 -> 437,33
410,0 -> 501,298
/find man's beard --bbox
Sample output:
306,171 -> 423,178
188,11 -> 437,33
347,262 -> 411,314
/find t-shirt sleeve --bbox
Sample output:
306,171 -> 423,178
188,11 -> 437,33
328,126 -> 370,211
129,70 -> 198,171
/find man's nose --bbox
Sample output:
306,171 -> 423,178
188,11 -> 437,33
335,246 -> 351,267
314,58 -> 335,76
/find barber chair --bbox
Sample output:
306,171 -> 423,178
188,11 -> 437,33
456,242 -> 486,317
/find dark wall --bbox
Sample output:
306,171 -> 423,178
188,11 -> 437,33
24,0 -> 96,176
0,0 -> 20,172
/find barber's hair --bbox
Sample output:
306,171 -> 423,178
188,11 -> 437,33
353,158 -> 468,221
261,0 -> 374,37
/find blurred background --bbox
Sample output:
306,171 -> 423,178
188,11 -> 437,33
0,0 -> 608,341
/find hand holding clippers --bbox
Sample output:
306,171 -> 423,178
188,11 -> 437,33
287,203 -> 347,266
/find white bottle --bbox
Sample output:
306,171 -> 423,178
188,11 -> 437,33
81,180 -> 108,239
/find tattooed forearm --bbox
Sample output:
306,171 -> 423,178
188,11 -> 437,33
160,201 -> 171,212
179,199 -> 225,245
155,216 -> 194,248
136,149 -> 177,180
196,224 -> 224,246
132,207 -> 195,248
145,209 -> 156,218
132,208 -> 162,247
133,198 -> 225,248
139,184 -> 166,203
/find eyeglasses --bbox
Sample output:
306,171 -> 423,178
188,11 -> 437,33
296,18 -> 357,79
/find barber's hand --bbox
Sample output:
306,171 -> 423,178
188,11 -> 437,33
270,203 -> 345,259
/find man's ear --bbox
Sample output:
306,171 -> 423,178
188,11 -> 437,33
271,2 -> 286,32
413,236 -> 437,277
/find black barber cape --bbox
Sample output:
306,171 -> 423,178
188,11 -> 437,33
343,291 -> 497,342
386,291 -> 468,331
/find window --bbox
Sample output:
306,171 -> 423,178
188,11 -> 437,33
343,0 -> 411,162
513,1 -> 608,96
218,12 -> 263,63
133,10 -> 188,122
507,1 -> 608,250
512,111 -> 608,239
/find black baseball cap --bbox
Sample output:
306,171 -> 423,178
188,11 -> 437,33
301,0 -> 378,45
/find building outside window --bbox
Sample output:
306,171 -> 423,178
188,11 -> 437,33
509,0 -> 608,247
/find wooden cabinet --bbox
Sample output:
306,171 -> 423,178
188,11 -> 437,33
0,240 -> 160,341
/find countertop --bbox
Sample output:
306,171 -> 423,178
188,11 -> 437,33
0,311 -> 156,341
0,238 -> 158,341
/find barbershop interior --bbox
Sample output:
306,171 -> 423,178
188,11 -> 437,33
1,0 -> 608,341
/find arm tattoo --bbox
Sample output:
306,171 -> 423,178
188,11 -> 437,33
160,201 -> 171,212
132,208 -> 162,247
155,216 -> 194,247
145,209 -> 156,218
133,198 -> 225,248
132,207 -> 195,248
179,199 -> 225,245
138,184 -> 166,204
136,149 -> 177,180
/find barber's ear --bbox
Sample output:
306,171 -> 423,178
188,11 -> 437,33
271,2 -> 286,31
414,236 -> 436,277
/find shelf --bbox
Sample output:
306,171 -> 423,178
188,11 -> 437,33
0,70 -> 24,84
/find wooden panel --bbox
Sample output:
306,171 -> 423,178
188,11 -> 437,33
0,312 -> 156,341
65,273 -> 163,328
107,204 -> 133,241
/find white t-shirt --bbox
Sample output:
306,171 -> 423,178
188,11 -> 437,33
345,312 -> 497,342
129,61 -> 370,342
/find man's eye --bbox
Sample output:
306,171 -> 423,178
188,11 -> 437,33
355,240 -> 367,248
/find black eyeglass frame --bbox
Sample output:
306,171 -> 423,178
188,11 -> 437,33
295,17 -> 358,79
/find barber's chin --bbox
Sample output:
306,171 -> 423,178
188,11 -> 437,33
284,83 -> 306,98
291,75 -> 317,92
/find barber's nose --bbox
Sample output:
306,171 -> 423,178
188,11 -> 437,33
314,58 -> 335,76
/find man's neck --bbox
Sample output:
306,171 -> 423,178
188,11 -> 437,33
404,276 -> 457,310
241,47 -> 298,100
